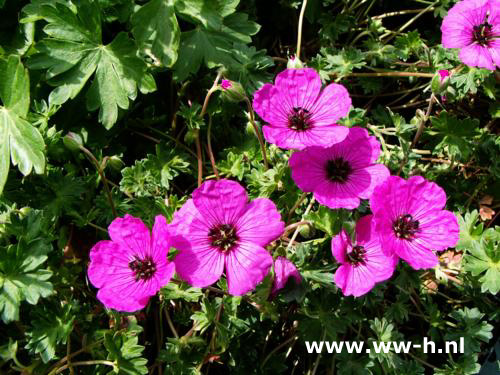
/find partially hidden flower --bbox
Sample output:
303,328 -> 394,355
332,215 -> 398,297
289,127 -> 390,209
271,256 -> 302,298
370,176 -> 460,270
87,215 -> 175,312
252,68 -> 351,150
169,179 -> 284,296
441,0 -> 500,70
438,69 -> 451,81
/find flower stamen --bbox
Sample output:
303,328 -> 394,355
326,158 -> 352,183
129,256 -> 157,281
393,214 -> 419,240
346,245 -> 367,266
288,107 -> 313,131
209,224 -> 239,252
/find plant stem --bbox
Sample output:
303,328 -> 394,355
53,360 -> 115,374
340,71 -> 434,78
397,94 -> 435,176
287,192 -> 308,224
261,335 -> 297,368
196,72 -> 223,186
195,129 -> 203,187
79,146 -> 117,217
245,98 -> 269,169
207,116 -> 220,180
296,0 -> 308,59
165,306 -> 179,339
283,220 -> 311,235
382,1 -> 439,43
286,197 -> 315,251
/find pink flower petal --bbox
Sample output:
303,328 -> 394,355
252,83 -> 289,127
271,256 -> 301,297
274,68 -> 322,110
459,43 -> 495,70
417,210 -> 460,251
173,240 -> 225,288
225,242 -> 273,296
108,215 -> 151,259
394,240 -> 439,270
88,241 -> 132,289
192,179 -> 248,226
151,215 -> 170,263
331,229 -> 350,264
97,286 -> 151,312
236,198 -> 284,247
309,82 -> 351,126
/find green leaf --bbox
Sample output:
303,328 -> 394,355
394,30 -> 422,61
464,231 -> 500,294
429,112 -> 480,160
25,304 -> 75,363
120,144 -> 190,197
445,307 -> 493,355
105,317 -> 148,375
0,211 -> 53,323
0,55 -> 45,195
25,1 -> 156,129
131,0 -> 180,67
173,1 -> 260,81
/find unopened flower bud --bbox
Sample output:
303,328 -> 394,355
63,132 -> 83,151
431,69 -> 451,95
219,79 -> 246,102
107,155 -> 124,171
287,55 -> 304,69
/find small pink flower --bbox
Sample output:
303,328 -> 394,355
252,68 -> 351,150
441,0 -> 500,70
289,127 -> 390,209
271,256 -> 301,298
169,179 -> 284,296
220,79 -> 232,90
438,69 -> 451,81
370,176 -> 460,270
332,215 -> 398,297
87,215 -> 175,312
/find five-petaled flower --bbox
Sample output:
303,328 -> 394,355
441,0 -> 500,70
332,215 -> 398,297
370,176 -> 460,270
87,215 -> 175,312
169,179 -> 284,296
289,127 -> 390,209
252,68 -> 351,150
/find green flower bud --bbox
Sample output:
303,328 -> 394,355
287,55 -> 304,69
63,132 -> 83,151
220,79 -> 247,102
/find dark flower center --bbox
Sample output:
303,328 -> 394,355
209,224 -> 239,252
393,214 -> 419,240
129,256 -> 156,281
346,245 -> 366,266
288,107 -> 313,131
473,20 -> 493,46
326,158 -> 352,183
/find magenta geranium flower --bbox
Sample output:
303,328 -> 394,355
252,68 -> 351,150
169,179 -> 284,296
332,215 -> 398,297
441,0 -> 500,70
370,176 -> 460,270
271,256 -> 302,298
289,127 -> 390,209
87,215 -> 175,312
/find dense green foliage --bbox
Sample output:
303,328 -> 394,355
0,0 -> 499,374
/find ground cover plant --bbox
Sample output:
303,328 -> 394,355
0,0 -> 499,374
